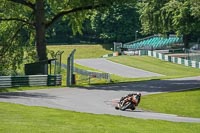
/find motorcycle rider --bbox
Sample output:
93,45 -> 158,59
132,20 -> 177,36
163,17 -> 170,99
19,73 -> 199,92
115,92 -> 141,110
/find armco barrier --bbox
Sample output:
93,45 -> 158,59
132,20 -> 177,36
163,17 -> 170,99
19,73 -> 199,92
0,75 -> 62,88
140,50 -> 200,69
74,67 -> 110,82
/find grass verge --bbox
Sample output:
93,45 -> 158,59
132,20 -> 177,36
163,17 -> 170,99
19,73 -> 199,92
140,88 -> 200,118
0,102 -> 199,133
108,56 -> 200,79
0,86 -> 62,93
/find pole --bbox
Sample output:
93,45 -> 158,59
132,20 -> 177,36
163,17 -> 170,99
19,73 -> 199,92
66,49 -> 76,87
135,30 -> 138,41
66,57 -> 71,86
59,51 -> 64,74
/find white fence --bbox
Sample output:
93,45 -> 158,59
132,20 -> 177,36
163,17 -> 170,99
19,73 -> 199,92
141,50 -> 200,69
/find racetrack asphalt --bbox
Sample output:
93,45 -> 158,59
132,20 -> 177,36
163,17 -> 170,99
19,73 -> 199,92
1,59 -> 200,123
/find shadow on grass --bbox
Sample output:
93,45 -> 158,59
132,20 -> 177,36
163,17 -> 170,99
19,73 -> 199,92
0,86 -> 64,93
0,86 -> 58,99
0,88 -> 20,93
0,91 -> 56,99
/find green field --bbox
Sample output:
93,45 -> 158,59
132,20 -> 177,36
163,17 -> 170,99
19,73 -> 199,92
140,89 -> 200,118
0,86 -> 62,93
0,102 -> 199,133
47,44 -> 112,62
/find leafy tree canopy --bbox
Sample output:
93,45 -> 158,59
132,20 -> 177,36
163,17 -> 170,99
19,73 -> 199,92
91,2 -> 140,43
137,0 -> 200,47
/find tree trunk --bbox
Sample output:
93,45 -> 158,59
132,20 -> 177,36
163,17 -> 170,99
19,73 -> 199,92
183,34 -> 190,49
35,0 -> 47,61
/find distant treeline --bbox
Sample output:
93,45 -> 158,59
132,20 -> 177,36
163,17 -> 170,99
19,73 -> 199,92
46,4 -> 140,44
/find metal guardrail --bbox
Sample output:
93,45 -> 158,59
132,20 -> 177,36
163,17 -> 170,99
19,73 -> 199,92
74,67 -> 110,81
0,75 -> 62,88
61,62 -> 110,82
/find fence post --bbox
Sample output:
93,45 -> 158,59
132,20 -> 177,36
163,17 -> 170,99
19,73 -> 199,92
66,49 -> 76,87
66,56 -> 71,86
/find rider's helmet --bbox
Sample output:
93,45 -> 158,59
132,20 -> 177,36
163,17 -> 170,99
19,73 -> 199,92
136,92 -> 141,96
135,92 -> 141,99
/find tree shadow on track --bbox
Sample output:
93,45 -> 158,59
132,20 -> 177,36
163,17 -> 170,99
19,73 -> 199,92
82,79 -> 200,93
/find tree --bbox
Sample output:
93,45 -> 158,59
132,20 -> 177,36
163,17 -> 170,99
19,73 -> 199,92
137,0 -> 200,48
0,0 -> 134,74
91,2 -> 140,43
137,0 -> 169,35
46,3 -> 140,44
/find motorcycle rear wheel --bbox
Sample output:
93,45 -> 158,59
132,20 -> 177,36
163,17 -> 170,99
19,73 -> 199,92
120,102 -> 132,111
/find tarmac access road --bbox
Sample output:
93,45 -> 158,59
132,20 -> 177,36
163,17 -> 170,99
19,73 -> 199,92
75,58 -> 164,78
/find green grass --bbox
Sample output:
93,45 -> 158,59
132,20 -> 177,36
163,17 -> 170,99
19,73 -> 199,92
140,89 -> 200,118
108,56 -> 200,79
0,102 -> 199,133
47,44 -> 112,63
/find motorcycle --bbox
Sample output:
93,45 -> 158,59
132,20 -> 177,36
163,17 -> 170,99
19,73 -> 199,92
115,93 -> 141,111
